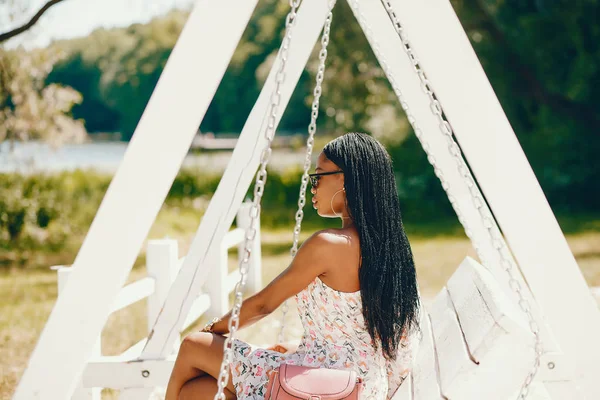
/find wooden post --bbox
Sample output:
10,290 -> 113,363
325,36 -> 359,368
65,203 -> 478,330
237,201 -> 262,293
56,266 -> 101,400
146,239 -> 179,334
118,241 -> 178,400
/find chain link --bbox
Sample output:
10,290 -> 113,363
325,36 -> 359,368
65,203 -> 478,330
355,1 -> 542,397
213,1 -> 301,398
278,0 -> 337,345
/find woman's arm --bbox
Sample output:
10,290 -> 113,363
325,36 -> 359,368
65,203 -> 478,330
208,292 -> 270,335
207,230 -> 336,335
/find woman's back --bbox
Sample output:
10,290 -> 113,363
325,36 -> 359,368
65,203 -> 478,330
294,273 -> 389,397
290,234 -> 417,398
316,227 -> 362,292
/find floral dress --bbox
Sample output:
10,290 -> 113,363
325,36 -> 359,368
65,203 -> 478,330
229,276 -> 421,399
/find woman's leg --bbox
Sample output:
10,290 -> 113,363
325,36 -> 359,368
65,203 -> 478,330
180,376 -> 236,400
165,332 -> 237,400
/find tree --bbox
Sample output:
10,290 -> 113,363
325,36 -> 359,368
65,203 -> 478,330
0,47 -> 86,151
0,0 -> 68,44
451,0 -> 600,211
0,0 -> 86,158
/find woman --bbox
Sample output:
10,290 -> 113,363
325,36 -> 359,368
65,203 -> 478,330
166,132 -> 422,400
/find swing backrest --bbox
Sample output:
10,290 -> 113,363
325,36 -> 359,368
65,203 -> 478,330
393,257 -> 534,400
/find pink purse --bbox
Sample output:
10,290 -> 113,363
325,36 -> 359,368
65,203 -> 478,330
264,364 -> 364,400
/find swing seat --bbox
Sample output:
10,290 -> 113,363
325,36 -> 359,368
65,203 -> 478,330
251,257 -> 534,400
393,256 -> 535,400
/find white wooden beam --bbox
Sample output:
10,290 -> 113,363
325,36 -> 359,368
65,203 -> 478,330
82,357 -> 176,389
205,242 -> 229,318
222,228 -> 245,249
55,267 -> 101,400
139,0 -> 333,360
381,0 -> 600,396
119,339 -> 148,361
182,294 -> 211,329
13,0 -> 259,398
146,240 -> 179,334
112,277 -> 155,314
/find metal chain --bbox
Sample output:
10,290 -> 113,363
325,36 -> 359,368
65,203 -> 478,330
213,1 -> 301,398
350,0 -> 543,398
278,0 -> 337,345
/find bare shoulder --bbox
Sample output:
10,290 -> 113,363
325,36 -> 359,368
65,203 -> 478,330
253,229 -> 356,313
305,228 -> 354,246
310,228 -> 361,291
304,228 -> 359,263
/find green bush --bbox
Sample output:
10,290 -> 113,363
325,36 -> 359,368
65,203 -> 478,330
0,156 -> 471,268
0,168 -> 335,262
1,157 -> 595,269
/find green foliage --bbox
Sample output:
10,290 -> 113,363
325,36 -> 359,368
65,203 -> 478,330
452,0 -> 600,211
38,0 -> 600,216
0,171 -> 107,251
46,2 -> 407,141
47,10 -> 189,139
168,169 -> 222,199
2,162 -> 447,265
0,168 -> 333,265
387,135 -> 456,221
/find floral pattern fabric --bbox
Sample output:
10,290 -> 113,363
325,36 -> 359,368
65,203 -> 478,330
229,276 -> 420,399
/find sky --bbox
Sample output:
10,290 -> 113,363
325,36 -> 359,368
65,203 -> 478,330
3,0 -> 196,48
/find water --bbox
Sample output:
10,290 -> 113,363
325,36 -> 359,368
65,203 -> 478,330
0,141 -> 129,174
0,141 -> 312,175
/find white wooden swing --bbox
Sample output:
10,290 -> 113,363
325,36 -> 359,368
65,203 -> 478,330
14,0 -> 600,399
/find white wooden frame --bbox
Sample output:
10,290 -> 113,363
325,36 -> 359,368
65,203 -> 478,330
50,202 -> 260,399
15,0 -> 600,398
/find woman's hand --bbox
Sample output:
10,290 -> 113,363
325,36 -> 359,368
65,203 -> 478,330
266,343 -> 289,354
265,341 -> 299,354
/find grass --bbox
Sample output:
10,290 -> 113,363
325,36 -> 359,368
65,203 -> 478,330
1,209 -> 599,398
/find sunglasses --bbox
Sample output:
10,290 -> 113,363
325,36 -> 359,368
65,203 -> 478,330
308,170 -> 343,187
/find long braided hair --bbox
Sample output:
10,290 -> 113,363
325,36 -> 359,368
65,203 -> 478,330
322,132 -> 421,361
